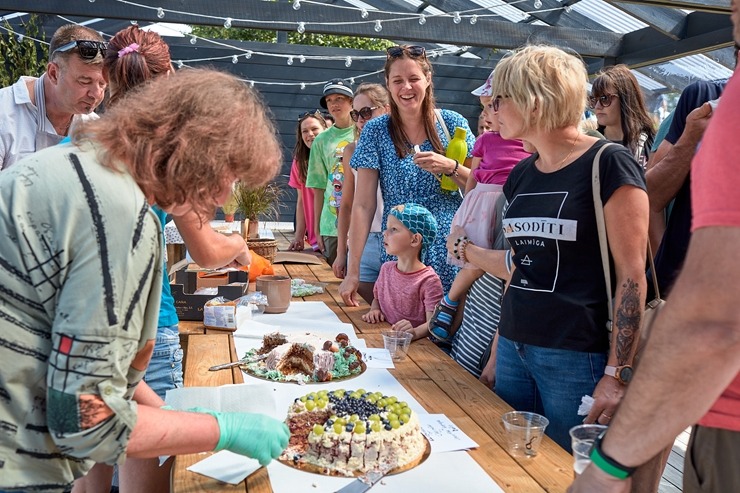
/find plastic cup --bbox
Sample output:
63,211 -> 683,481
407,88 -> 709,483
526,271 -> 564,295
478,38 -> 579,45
569,424 -> 607,476
381,330 -> 412,361
501,411 -> 549,458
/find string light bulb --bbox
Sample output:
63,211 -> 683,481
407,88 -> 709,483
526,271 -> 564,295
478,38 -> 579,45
17,34 -> 23,42
287,56 -> 294,65
293,0 -> 301,10
250,81 -> 255,87
130,20 -> 138,25
232,55 -> 239,64
453,12 -> 461,24
345,56 -> 352,67
189,35 -> 197,44
349,78 -> 355,85
300,82 -> 306,90
418,14 -> 426,25
89,0 -> 95,2
297,22 -> 306,34
374,20 -> 382,32
565,5 -> 572,12
176,60 -> 183,68
534,0 -> 542,8
244,50 -> 252,59
299,55 -> 306,63
360,9 -> 368,19
224,17 -> 232,28
470,15 -> 478,24
157,7 -> 165,19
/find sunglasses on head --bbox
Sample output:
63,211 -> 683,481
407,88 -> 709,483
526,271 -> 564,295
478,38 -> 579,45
386,45 -> 426,59
350,106 -> 379,122
52,40 -> 109,60
298,109 -> 323,120
588,94 -> 618,109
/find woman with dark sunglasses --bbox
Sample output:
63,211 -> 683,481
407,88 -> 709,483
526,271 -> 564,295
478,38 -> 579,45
333,83 -> 390,303
288,110 -> 328,251
449,45 -> 649,454
590,65 -> 655,170
339,45 -> 476,319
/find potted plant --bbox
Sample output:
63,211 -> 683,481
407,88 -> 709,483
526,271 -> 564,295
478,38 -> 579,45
234,182 -> 284,239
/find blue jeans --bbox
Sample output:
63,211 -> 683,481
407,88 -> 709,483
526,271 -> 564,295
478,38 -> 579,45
143,325 -> 184,400
359,232 -> 383,283
494,335 -> 607,451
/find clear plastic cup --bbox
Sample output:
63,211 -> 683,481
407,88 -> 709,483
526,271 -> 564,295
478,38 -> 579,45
569,424 -> 607,476
501,411 -> 549,458
381,330 -> 412,361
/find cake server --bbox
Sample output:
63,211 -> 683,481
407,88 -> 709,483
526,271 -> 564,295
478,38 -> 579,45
334,469 -> 387,493
208,355 -> 267,371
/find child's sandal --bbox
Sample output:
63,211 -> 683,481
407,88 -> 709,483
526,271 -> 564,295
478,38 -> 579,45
429,303 -> 457,341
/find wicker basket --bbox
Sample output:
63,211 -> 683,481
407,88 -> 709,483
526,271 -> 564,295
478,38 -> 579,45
247,238 -> 278,263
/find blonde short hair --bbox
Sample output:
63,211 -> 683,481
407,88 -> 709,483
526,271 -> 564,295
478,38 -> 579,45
491,45 -> 587,133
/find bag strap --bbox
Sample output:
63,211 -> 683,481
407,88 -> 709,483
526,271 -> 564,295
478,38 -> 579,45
592,143 -> 663,333
434,108 -> 451,141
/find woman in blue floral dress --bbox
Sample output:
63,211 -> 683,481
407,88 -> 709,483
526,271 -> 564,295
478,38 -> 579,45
339,45 -> 476,306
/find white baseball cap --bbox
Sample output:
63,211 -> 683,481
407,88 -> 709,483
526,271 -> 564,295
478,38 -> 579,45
471,69 -> 495,97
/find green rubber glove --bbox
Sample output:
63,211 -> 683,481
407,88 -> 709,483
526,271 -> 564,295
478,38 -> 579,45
195,408 -> 289,466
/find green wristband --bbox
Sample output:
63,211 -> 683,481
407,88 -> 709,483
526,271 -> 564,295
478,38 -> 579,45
589,432 -> 636,480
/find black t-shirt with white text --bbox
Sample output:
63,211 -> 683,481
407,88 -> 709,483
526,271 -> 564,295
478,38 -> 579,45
500,140 -> 646,353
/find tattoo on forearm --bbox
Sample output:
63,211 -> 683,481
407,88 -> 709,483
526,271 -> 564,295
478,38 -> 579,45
615,278 -> 641,365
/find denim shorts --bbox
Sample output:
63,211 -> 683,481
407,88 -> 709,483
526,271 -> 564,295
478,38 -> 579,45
494,335 -> 607,451
143,325 -> 184,400
359,232 -> 383,283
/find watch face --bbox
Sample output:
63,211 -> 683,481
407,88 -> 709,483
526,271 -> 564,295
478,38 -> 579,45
619,366 -> 634,383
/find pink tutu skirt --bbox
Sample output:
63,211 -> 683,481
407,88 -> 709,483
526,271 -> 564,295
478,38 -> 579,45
448,183 -> 504,268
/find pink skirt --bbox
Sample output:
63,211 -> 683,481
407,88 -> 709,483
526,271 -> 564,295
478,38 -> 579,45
448,183 -> 504,268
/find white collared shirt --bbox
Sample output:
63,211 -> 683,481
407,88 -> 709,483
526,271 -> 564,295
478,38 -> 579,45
0,75 -> 96,170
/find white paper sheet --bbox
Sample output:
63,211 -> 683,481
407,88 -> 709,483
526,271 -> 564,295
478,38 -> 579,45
187,451 -> 261,485
361,348 -> 394,369
267,450 -> 504,493
165,383 -> 276,415
419,414 -> 479,453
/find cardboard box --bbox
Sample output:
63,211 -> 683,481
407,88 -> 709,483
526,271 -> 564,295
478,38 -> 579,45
185,264 -> 248,290
171,270 -> 248,321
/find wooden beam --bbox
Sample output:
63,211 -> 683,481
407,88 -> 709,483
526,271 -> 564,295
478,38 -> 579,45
615,0 -> 730,15
10,0 -> 622,57
608,2 -> 688,39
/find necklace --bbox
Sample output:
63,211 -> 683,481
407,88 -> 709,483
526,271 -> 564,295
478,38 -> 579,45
539,133 -> 579,171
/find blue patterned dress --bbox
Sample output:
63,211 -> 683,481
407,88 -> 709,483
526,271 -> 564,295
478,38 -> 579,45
350,109 -> 476,291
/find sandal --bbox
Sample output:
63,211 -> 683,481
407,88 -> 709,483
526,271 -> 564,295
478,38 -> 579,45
429,302 -> 457,341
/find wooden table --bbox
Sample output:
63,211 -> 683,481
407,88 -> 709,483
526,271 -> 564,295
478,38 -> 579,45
172,248 -> 574,493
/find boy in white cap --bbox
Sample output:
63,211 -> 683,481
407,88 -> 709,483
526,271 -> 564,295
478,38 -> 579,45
306,78 -> 355,265
363,203 -> 443,340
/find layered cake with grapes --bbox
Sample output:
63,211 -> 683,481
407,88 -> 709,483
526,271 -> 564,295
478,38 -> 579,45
283,388 -> 427,476
240,332 -> 364,383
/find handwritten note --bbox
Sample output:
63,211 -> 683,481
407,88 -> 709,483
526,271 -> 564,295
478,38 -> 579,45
420,414 -> 479,453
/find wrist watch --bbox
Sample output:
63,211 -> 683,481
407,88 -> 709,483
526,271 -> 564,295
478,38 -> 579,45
604,365 -> 633,384
590,430 -> 637,480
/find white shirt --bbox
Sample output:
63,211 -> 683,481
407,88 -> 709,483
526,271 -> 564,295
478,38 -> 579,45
0,75 -> 95,170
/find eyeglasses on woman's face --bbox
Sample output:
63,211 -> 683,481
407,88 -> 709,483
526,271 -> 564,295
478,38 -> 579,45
386,45 -> 426,59
53,40 -> 109,60
350,106 -> 379,122
492,95 -> 509,112
588,94 -> 618,109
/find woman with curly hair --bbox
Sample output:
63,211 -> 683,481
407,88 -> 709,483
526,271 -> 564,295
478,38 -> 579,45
0,68 -> 289,492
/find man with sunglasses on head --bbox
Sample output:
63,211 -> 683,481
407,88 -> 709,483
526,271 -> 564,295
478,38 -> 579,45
0,24 -> 107,170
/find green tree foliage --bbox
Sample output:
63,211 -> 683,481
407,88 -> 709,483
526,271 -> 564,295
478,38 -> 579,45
191,26 -> 393,51
0,15 -> 49,88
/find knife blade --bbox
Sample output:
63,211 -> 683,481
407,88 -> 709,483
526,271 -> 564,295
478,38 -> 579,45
208,354 -> 267,371
334,469 -> 387,493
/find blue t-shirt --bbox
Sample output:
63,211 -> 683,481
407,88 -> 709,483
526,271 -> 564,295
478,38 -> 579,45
152,206 -> 179,328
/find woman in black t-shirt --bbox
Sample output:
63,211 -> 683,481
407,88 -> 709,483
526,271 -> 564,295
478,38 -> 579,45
446,45 -> 649,451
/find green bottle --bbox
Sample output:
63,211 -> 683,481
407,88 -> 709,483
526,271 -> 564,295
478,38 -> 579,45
442,127 -> 467,191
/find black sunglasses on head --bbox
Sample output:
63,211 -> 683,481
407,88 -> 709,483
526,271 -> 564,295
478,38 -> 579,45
386,45 -> 426,59
298,109 -> 323,120
52,40 -> 109,60
350,106 -> 379,122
